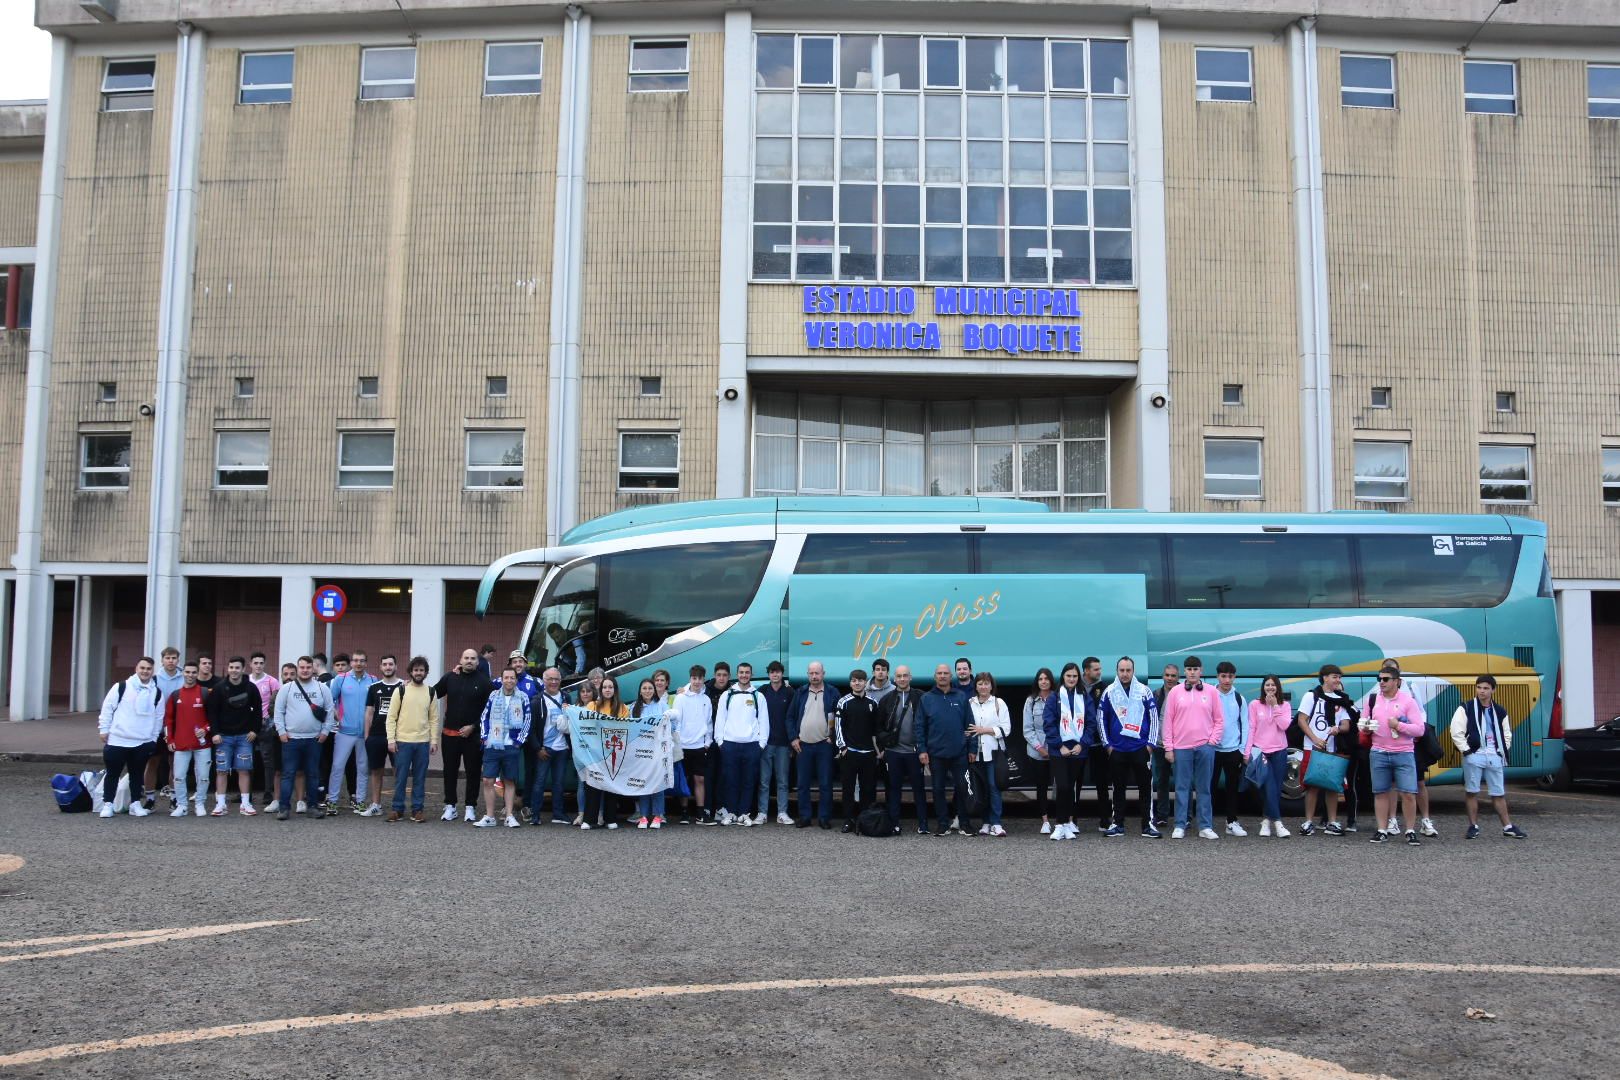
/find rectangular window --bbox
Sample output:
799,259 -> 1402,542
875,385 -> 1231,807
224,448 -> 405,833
1203,437 -> 1262,499
1480,443 -> 1532,503
1,264 -> 34,330
239,51 -> 293,105
1370,386 -> 1392,408
338,431 -> 395,489
235,376 -> 254,398
1495,391 -> 1516,414
360,46 -> 417,101
1464,60 -> 1516,115
1590,64 -> 1620,119
1359,534 -> 1519,608
1170,534 -> 1354,609
102,58 -> 155,112
485,41 -> 542,97
1353,440 -> 1410,502
1221,384 -> 1242,406
630,39 -> 689,93
466,429 -> 524,489
1603,448 -> 1620,505
80,432 -> 131,489
98,381 -> 117,403
357,376 -> 379,398
215,430 -> 270,488
639,376 -> 662,397
980,533 -> 1165,607
1195,48 -> 1253,103
618,431 -> 680,490
486,375 -> 508,398
794,534 -> 971,575
1340,53 -> 1395,109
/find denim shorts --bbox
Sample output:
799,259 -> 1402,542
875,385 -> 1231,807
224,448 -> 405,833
482,746 -> 521,781
1370,749 -> 1418,794
1463,754 -> 1506,797
214,733 -> 254,771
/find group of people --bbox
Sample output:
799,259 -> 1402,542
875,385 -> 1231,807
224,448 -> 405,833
94,644 -> 1529,841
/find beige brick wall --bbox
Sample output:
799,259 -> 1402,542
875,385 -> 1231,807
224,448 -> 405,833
1320,49 -> 1620,577
1161,41 -> 1301,512
0,159 -> 40,248
575,33 -> 724,521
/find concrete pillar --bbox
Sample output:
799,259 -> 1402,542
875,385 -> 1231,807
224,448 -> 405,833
1558,588 -> 1595,730
279,573 -> 315,664
1129,17 -> 1170,511
715,7 -> 754,499
410,576 -> 446,678
1288,18 -> 1333,512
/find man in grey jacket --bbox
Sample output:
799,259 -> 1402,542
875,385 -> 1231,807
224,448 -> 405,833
273,656 -> 336,820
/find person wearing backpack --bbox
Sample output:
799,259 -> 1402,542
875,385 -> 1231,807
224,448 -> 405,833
1212,661 -> 1249,837
1296,663 -> 1358,836
96,657 -> 165,818
1449,674 -> 1527,840
272,656 -> 335,820
385,656 -> 439,822
162,661 -> 212,818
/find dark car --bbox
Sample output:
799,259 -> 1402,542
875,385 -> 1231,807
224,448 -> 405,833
1538,716 -> 1620,790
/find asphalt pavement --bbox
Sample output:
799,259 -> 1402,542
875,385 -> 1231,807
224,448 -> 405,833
1,758 -> 1616,1079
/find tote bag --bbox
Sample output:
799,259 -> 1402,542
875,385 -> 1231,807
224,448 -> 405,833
1302,749 -> 1349,792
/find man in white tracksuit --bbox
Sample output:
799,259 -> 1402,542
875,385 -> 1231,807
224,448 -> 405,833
97,656 -> 166,817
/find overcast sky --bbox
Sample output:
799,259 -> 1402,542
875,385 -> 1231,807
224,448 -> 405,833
0,3 -> 52,101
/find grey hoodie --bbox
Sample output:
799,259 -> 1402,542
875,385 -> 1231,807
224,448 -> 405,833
273,678 -> 336,739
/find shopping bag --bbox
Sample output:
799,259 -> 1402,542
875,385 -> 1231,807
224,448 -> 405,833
1302,749 -> 1348,792
665,760 -> 691,799
1241,749 -> 1268,791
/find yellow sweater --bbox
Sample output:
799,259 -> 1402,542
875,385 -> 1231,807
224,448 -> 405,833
385,683 -> 440,749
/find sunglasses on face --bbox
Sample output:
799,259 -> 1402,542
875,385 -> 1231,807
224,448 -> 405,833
1377,675 -> 1395,683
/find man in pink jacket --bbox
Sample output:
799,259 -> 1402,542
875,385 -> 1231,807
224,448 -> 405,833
1363,663 -> 1429,846
1161,656 -> 1224,839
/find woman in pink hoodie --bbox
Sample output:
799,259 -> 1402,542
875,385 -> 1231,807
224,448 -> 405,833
1243,674 -> 1293,838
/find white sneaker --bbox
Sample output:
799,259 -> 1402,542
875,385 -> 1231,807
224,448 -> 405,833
295,800 -> 307,814
1225,821 -> 1248,837
978,824 -> 992,836
717,810 -> 734,826
738,815 -> 755,827
504,815 -> 521,828
360,804 -> 383,817
1386,817 -> 1398,834
193,801 -> 208,817
1199,828 -> 1220,840
606,821 -> 619,830
636,817 -> 649,830
989,824 -> 1008,837
1039,820 -> 1052,835
752,813 -> 767,826
474,815 -> 497,828
240,802 -> 257,816
949,816 -> 961,832
1259,820 -> 1273,837
776,813 -> 794,826
212,798 -> 228,817
1273,821 -> 1291,838
99,803 -> 114,818
579,822 -> 592,830
1049,823 -> 1068,840
1421,818 -> 1440,837
264,800 -> 281,814
464,806 -> 478,822
170,804 -> 189,818
650,816 -> 664,829
129,802 -> 151,817
441,805 -> 458,822
1170,826 -> 1186,839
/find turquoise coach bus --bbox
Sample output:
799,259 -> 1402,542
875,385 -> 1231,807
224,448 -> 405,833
476,497 -> 1564,787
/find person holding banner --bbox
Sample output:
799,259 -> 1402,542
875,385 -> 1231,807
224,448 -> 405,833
632,678 -> 670,829
579,677 -> 632,829
574,676 -> 678,831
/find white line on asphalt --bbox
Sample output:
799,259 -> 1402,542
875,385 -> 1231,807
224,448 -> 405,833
894,985 -> 1394,1080
0,920 -> 314,966
0,960 -> 1615,1068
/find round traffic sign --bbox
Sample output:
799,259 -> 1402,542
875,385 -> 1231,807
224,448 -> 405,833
312,584 -> 348,624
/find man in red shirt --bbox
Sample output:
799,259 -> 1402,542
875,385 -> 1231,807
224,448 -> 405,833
163,661 -> 212,817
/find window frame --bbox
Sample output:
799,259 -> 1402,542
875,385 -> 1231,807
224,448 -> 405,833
79,431 -> 132,490
357,376 -> 379,399
1603,447 -> 1620,505
97,381 -> 117,403
360,46 -> 418,101
484,40 -> 543,97
234,376 -> 255,399
1194,47 -> 1254,104
1589,63 -> 1620,119
1370,386 -> 1392,409
617,431 -> 682,492
214,429 -> 271,490
1495,391 -> 1516,414
465,428 -> 526,490
101,58 -> 156,112
1339,52 -> 1395,109
1463,59 -> 1517,115
238,50 -> 294,105
1352,439 -> 1411,503
1220,383 -> 1243,407
1479,443 -> 1533,505
336,430 -> 396,490
1202,437 -> 1263,500
629,38 -> 691,93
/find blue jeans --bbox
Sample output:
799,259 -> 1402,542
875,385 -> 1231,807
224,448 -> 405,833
756,744 -> 792,817
796,741 -> 835,822
280,737 -> 325,807
1172,744 -> 1215,831
719,741 -> 762,816
530,748 -> 572,821
636,791 -> 666,819
982,753 -> 1004,826
392,742 -> 430,812
886,750 -> 927,829
1260,749 -> 1289,820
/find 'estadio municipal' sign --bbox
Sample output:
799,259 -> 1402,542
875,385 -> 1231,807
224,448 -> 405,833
801,285 -> 1083,356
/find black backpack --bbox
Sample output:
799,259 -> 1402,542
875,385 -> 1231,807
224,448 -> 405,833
855,804 -> 895,837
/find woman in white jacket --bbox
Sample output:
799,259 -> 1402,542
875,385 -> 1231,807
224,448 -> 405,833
969,672 -> 1012,837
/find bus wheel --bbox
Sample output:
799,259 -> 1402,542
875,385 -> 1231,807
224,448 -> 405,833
1282,748 -> 1306,802
1536,764 -> 1572,792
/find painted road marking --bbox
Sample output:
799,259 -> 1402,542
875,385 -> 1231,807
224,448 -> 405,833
895,985 -> 1392,1080
0,961 -> 1616,1069
0,920 -> 313,966
0,928 -> 178,948
0,855 -> 22,877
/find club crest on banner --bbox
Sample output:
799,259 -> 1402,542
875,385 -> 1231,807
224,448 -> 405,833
602,727 -> 628,779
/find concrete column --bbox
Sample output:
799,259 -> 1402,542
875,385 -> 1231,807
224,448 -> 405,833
1288,18 -> 1333,512
1558,588 -> 1595,730
409,576 -> 446,677
544,7 -> 592,544
144,22 -> 208,658
9,36 -> 71,721
279,573 -> 315,664
1129,18 -> 1170,511
715,8 -> 754,499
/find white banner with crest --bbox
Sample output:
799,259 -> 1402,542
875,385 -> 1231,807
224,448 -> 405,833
570,708 -> 677,796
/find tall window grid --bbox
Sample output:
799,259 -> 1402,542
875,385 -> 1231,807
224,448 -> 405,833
751,34 -> 1133,287
753,392 -> 1107,509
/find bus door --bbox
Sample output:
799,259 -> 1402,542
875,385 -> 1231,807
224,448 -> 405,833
783,572 -> 1149,689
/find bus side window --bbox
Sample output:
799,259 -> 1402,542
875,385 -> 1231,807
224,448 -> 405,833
1167,535 -> 1354,609
977,533 -> 1167,608
1357,535 -> 1518,608
794,534 -> 971,575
